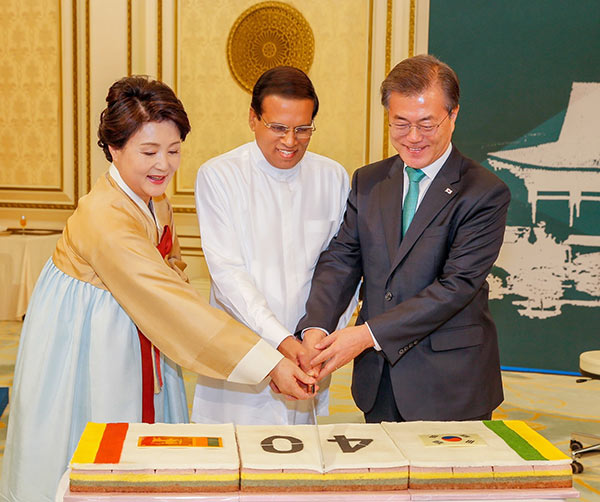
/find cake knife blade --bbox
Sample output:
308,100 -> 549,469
309,387 -> 317,425
310,396 -> 326,474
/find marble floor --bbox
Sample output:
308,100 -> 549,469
0,320 -> 598,501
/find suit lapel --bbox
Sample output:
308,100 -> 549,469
388,148 -> 463,279
378,156 -> 405,267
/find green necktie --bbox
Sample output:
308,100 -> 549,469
402,167 -> 426,236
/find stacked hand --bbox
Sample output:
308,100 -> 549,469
305,325 -> 374,380
269,335 -> 319,400
299,329 -> 327,376
269,325 -> 374,399
268,357 -> 316,400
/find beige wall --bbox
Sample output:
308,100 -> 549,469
0,0 -> 430,282
178,0 -> 370,191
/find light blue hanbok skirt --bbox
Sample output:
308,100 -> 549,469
0,259 -> 188,502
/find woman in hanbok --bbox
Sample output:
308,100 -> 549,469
0,76 -> 315,502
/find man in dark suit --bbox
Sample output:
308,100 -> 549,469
297,54 -> 510,423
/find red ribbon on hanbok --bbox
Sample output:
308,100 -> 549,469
137,225 -> 171,423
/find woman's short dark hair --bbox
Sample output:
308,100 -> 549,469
251,66 -> 319,119
380,54 -> 460,113
98,76 -> 191,162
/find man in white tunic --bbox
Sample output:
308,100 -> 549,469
192,66 -> 356,425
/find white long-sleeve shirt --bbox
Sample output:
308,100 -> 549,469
192,141 -> 356,425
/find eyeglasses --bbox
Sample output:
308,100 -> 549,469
389,112 -> 451,137
260,117 -> 316,139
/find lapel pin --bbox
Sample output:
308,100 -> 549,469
445,188 -> 453,195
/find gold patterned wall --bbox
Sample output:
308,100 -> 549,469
177,0 -> 371,193
0,0 -> 62,188
0,0 -> 428,235
300,1 -> 369,173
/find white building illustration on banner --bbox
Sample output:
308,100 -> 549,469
486,82 -> 600,319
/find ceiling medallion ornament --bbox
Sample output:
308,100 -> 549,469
227,2 -> 315,93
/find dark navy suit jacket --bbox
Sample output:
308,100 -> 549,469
296,146 -> 510,420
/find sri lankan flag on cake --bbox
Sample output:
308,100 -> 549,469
69,423 -> 239,493
383,420 -> 572,490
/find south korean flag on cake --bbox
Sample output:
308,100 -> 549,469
420,433 -> 487,447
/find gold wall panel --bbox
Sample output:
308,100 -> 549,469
0,0 -> 62,189
300,0 -> 369,174
177,0 -> 370,193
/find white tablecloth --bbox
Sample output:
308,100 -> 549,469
0,232 -> 60,320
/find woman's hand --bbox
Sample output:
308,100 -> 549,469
268,357 -> 317,400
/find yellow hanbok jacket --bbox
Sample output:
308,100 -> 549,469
53,171 -> 281,381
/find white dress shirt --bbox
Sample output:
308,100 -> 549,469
192,141 -> 357,425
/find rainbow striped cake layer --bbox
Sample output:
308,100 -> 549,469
383,420 -> 572,490
240,467 -> 408,492
69,422 -> 239,493
237,423 -> 408,492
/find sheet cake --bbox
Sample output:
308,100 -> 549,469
68,420 -> 572,494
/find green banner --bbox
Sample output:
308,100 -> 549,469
429,0 -> 600,372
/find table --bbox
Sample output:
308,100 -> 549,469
0,230 -> 61,320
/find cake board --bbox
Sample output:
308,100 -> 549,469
239,492 -> 410,501
406,487 -> 580,501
